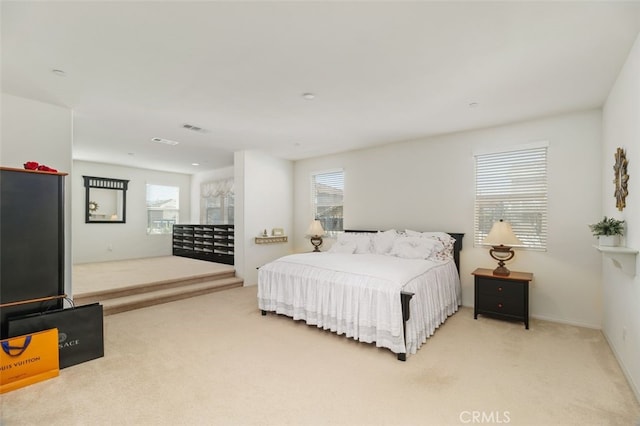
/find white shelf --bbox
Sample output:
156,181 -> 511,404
593,245 -> 638,276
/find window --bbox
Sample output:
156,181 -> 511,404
474,144 -> 548,250
200,178 -> 234,225
204,194 -> 234,225
146,184 -> 179,235
311,170 -> 344,235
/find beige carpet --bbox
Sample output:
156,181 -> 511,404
2,286 -> 639,426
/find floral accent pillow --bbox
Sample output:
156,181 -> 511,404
389,237 -> 444,260
404,230 -> 456,261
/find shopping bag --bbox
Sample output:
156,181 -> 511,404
8,303 -> 104,369
0,328 -> 59,394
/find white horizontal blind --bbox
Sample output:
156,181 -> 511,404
474,146 -> 548,250
312,170 -> 344,235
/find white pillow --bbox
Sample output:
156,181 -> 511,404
404,229 -> 421,237
337,232 -> 372,254
327,240 -> 357,254
372,229 -> 398,255
389,237 -> 444,260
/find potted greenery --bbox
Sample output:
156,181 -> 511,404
589,216 -> 625,246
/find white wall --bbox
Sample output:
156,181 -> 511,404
294,110 -> 603,328
190,166 -> 234,223
602,32 -> 640,401
1,93 -> 73,296
72,160 -> 191,264
234,150 -> 293,286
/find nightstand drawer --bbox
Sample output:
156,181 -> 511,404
476,277 -> 524,298
476,294 -> 523,317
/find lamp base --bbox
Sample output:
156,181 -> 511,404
489,245 -> 514,276
310,236 -> 323,252
492,265 -> 511,276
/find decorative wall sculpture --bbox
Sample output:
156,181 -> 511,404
613,147 -> 629,211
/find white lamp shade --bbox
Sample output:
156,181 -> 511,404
306,220 -> 325,236
483,220 -> 523,246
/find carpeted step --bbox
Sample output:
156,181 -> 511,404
96,277 -> 244,316
73,270 -> 237,305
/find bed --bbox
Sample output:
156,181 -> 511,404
257,230 -> 463,361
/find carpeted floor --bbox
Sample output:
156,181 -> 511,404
1,285 -> 639,425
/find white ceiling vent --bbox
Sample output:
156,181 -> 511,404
182,123 -> 206,133
151,137 -> 179,146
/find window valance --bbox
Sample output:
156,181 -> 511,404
201,178 -> 234,198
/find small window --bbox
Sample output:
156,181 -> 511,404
204,194 -> 234,225
474,144 -> 548,250
146,184 -> 179,235
200,179 -> 234,225
311,170 -> 344,235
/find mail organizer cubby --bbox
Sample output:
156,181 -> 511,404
173,224 -> 234,265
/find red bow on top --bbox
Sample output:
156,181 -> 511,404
23,161 -> 58,173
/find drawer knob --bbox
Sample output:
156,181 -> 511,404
497,303 -> 503,308
498,287 -> 503,292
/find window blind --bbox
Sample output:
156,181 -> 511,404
474,146 -> 548,250
311,170 -> 344,234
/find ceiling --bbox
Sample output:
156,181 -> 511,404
3,2 -> 640,175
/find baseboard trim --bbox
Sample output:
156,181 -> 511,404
460,304 -> 601,329
529,314 -> 601,330
603,331 -> 640,404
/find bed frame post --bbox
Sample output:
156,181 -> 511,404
398,291 -> 414,361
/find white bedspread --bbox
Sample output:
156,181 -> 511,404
257,253 -> 461,356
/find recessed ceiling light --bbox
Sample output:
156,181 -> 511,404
182,123 -> 207,133
51,69 -> 66,77
302,93 -> 315,100
191,163 -> 200,166
150,137 -> 179,146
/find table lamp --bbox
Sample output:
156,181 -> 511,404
306,220 -> 325,252
483,219 -> 522,276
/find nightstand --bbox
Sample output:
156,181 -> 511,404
472,268 -> 533,329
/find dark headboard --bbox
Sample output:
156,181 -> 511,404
344,230 -> 464,274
